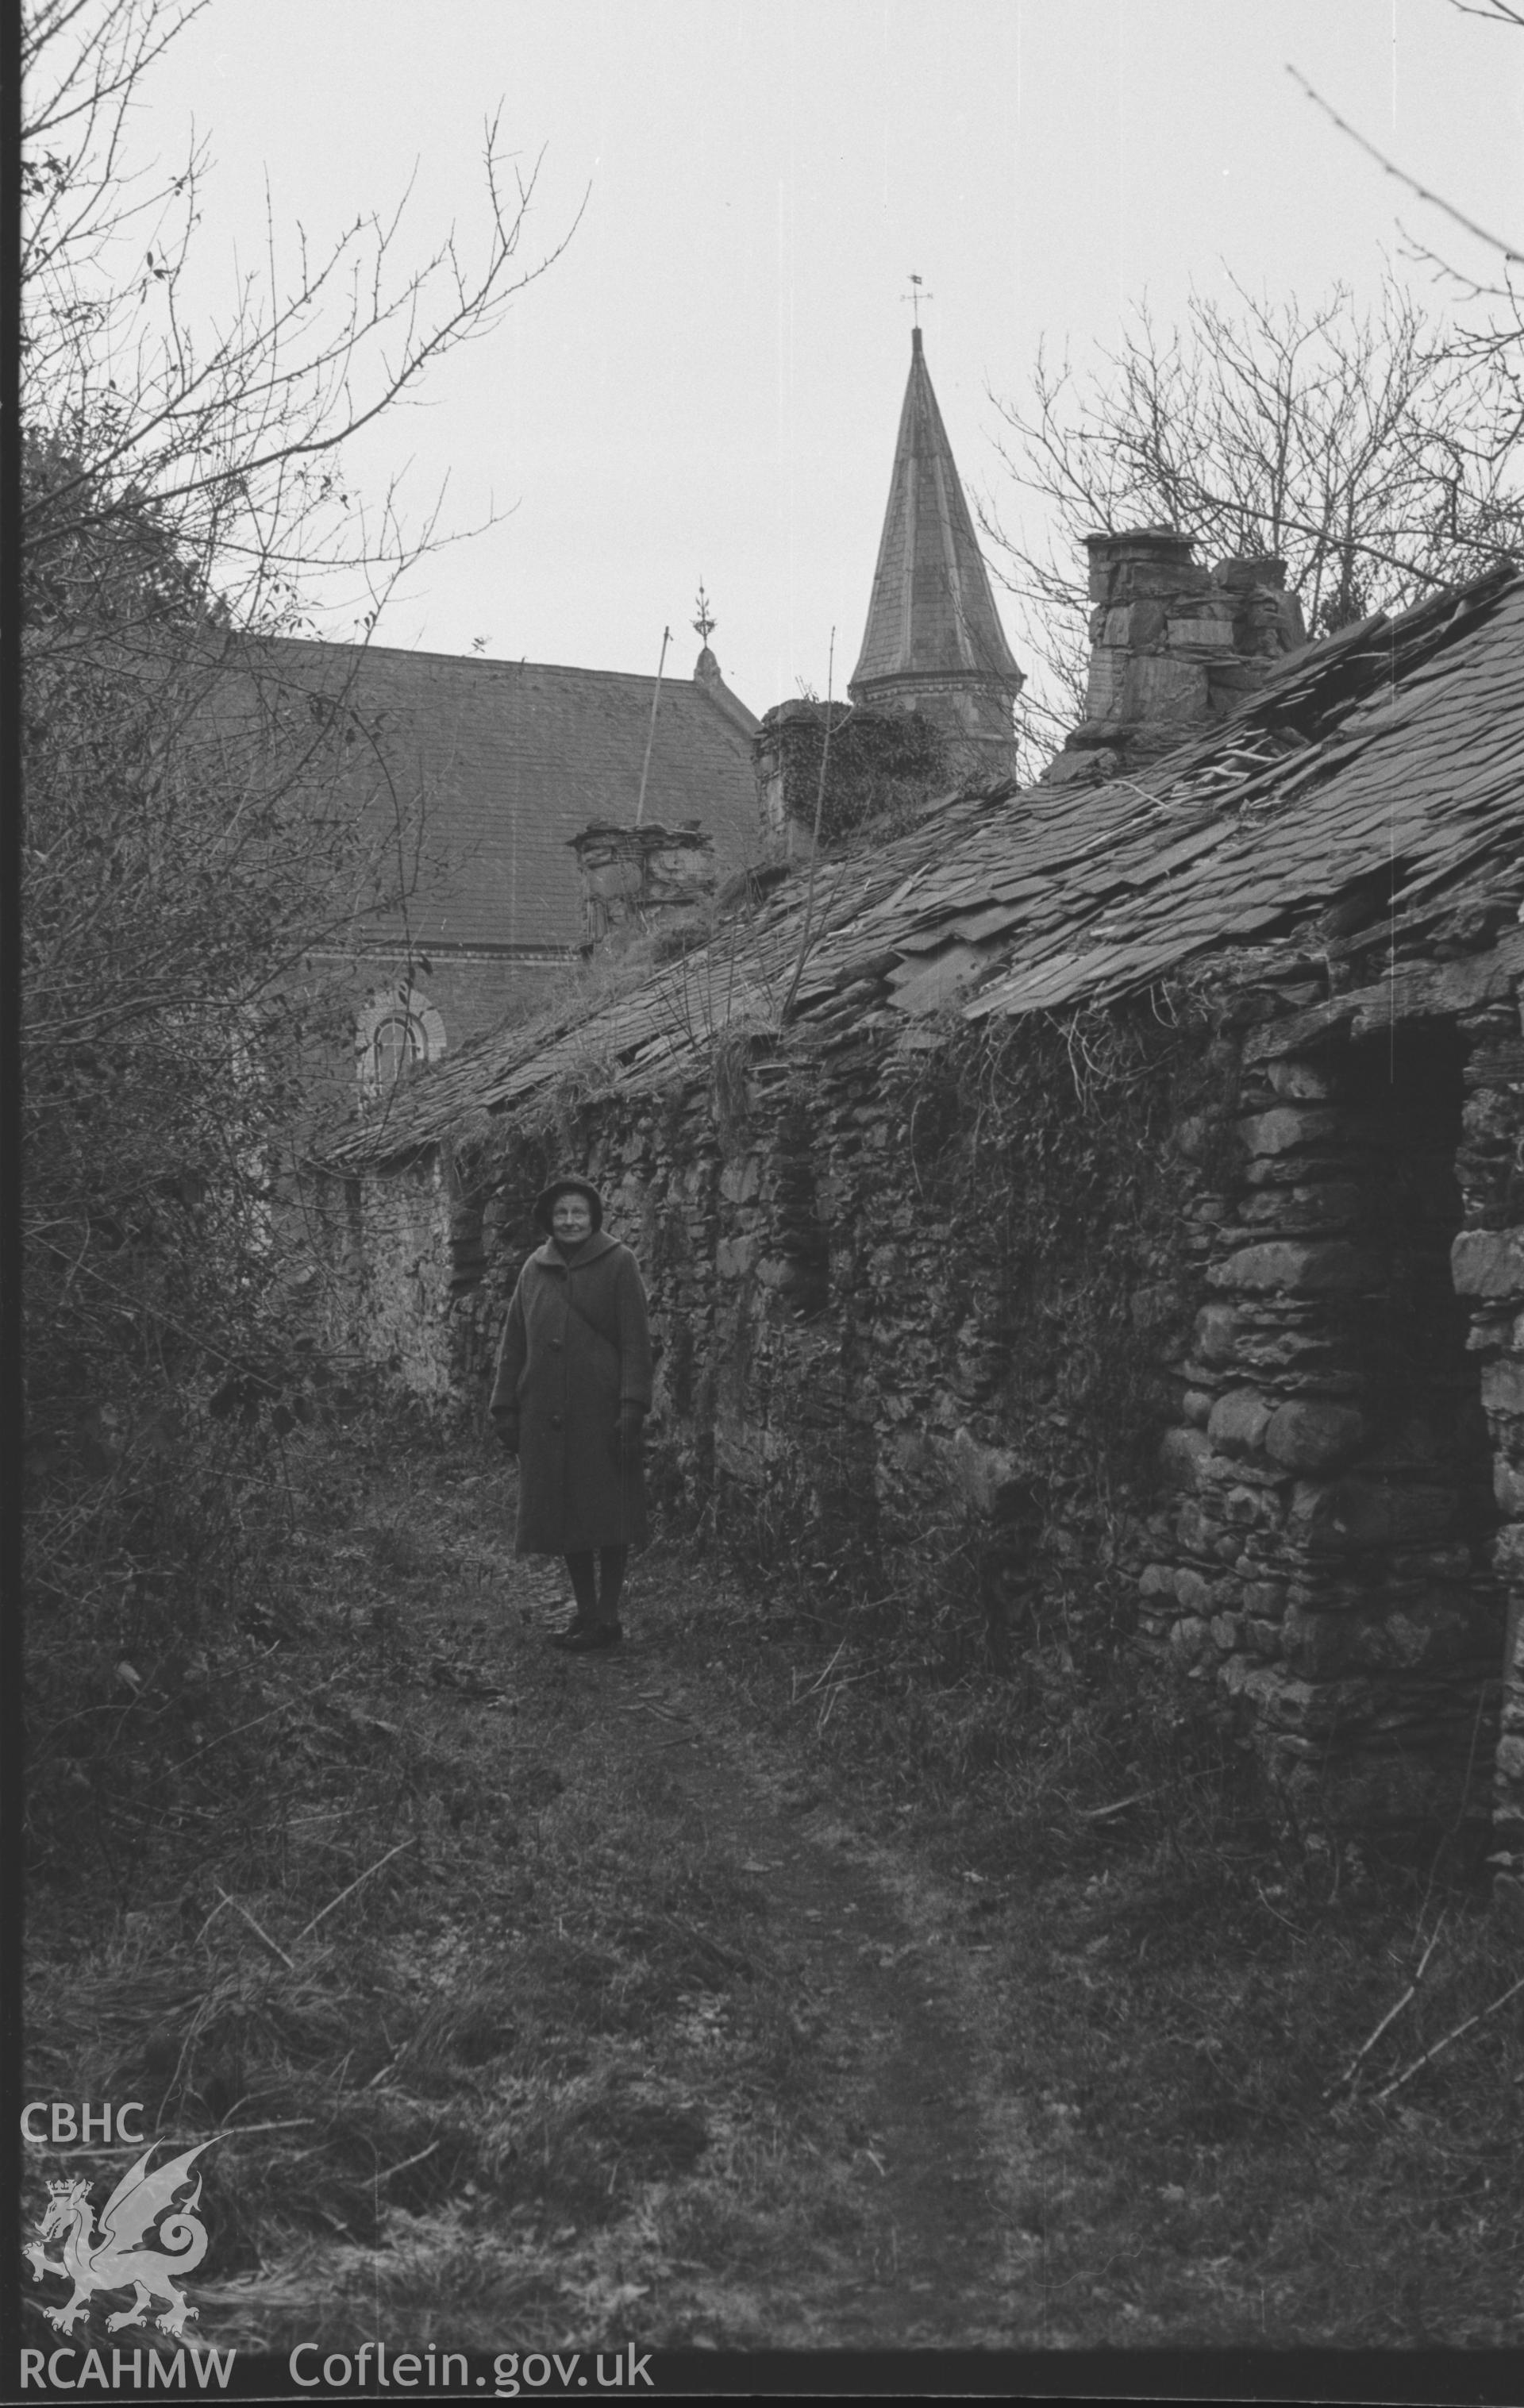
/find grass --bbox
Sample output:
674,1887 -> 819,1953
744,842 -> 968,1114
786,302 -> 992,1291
664,1566 -> 1524,2349
995,1871 -> 1524,2346
23,1402 -> 924,2353
23,1390 -> 1524,2354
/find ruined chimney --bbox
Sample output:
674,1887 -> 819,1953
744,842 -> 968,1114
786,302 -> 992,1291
569,821 -> 716,955
753,699 -> 836,861
752,697 -> 952,861
1041,527 -> 1307,787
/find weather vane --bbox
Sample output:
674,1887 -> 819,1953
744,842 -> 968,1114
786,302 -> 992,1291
692,582 -> 716,647
903,273 -> 933,329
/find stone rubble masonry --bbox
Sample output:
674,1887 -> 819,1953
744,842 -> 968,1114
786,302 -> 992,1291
1449,1039 -> 1524,1885
319,1011 -> 1203,1706
309,1149 -> 461,1404
318,963 -> 1524,1872
1041,530 -> 1308,790
569,822 -> 716,954
1137,992 -> 1522,1863
751,701 -> 956,856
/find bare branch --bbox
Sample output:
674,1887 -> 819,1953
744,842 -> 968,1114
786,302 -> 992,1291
981,268 -> 1524,756
24,8 -> 583,627
1287,65 -> 1523,268
1374,1968 -> 1524,2102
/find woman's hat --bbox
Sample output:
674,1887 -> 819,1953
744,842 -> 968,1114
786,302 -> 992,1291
533,1175 -> 605,1235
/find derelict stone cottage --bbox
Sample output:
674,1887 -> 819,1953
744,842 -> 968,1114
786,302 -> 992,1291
307,340 -> 1524,1883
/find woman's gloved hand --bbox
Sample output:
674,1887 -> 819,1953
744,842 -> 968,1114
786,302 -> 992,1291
494,1414 -> 520,1458
609,1400 -> 645,1465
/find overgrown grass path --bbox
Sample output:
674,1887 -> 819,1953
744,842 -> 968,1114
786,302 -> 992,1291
591,1659 -> 1031,2343
27,1425 -> 1524,2357
28,1477 -> 1037,2357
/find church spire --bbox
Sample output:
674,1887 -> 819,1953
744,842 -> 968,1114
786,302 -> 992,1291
849,328 -> 1022,761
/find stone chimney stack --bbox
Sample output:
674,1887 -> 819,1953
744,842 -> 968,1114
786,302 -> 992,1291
570,822 -> 716,955
753,699 -> 835,861
1042,527 -> 1307,787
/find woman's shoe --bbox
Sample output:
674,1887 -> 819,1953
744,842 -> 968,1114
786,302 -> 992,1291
547,1616 -> 592,1648
552,1623 -> 622,1652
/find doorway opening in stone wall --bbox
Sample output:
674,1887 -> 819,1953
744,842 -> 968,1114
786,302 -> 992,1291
1332,1020 -> 1503,1843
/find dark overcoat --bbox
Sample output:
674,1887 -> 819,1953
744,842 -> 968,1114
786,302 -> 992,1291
489,1232 -> 653,1555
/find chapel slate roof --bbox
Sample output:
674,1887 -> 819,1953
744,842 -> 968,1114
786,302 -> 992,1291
260,637 -> 760,956
317,563 -> 1524,1173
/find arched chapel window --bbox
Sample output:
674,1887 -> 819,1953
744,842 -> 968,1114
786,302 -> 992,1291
356,985 -> 446,1099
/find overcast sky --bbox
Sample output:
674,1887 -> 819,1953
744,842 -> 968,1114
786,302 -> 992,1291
127,0 -> 1524,712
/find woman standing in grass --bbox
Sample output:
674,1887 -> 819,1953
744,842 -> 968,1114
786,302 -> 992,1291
490,1175 -> 652,1650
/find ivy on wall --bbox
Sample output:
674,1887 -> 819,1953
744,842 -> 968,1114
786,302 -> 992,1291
752,998 -> 1233,1677
772,707 -> 949,845
394,988 -> 1237,1689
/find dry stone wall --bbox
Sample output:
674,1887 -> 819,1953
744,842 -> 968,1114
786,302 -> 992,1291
310,1150 -> 462,1404
337,1010 -> 1210,1677
1136,996 -> 1524,1870
1449,1012 -> 1524,1883
321,979 -> 1524,1864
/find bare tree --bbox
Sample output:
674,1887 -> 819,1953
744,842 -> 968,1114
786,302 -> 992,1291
22,0 -> 579,633
981,272 -> 1524,754
19,0 -> 575,1867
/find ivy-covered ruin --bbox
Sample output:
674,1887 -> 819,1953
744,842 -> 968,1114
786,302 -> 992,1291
310,557 -> 1524,1880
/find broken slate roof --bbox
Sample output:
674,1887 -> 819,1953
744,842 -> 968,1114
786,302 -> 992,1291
317,564 -> 1524,1172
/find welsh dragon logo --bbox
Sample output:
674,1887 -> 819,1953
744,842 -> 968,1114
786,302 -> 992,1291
25,2141 -> 214,2337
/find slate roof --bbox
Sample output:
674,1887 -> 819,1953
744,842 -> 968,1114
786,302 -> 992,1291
317,564 -> 1524,1172
849,329 -> 1022,698
261,637 -> 760,957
